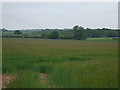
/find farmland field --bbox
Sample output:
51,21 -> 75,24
2,38 -> 118,88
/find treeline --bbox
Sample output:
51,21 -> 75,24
1,25 -> 119,40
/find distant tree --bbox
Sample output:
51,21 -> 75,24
101,28 -> 111,31
107,30 -> 117,37
73,25 -> 79,31
23,33 -> 30,38
2,28 -> 8,32
14,30 -> 22,37
86,28 -> 92,37
73,25 -> 87,40
91,29 -> 101,37
73,25 -> 79,40
49,30 -> 59,39
2,27 -> 118,39
41,33 -> 48,39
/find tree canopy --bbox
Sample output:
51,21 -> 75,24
14,30 -> 22,36
49,30 -> 59,39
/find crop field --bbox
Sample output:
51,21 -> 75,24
2,38 -> 118,88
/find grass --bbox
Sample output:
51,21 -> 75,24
6,71 -> 48,88
87,37 -> 118,42
2,38 -> 118,88
50,59 -> 118,88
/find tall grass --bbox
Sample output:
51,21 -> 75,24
50,59 -> 118,88
6,71 -> 48,88
2,38 -> 118,88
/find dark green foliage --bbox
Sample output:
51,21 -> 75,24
41,33 -> 48,39
73,25 -> 87,40
49,30 -> 59,39
14,30 -> 22,36
1,26 -> 119,39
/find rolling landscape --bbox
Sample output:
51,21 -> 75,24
1,2 -> 119,88
2,31 -> 119,88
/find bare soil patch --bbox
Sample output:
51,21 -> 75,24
1,74 -> 16,88
39,73 -> 48,83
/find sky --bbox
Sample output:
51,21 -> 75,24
2,2 -> 118,30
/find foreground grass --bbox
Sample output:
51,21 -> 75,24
2,38 -> 118,88
50,59 -> 118,88
6,71 -> 49,88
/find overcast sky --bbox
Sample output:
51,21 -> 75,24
2,2 -> 118,30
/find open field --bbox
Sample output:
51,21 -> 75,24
2,38 -> 118,88
87,37 -> 119,42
